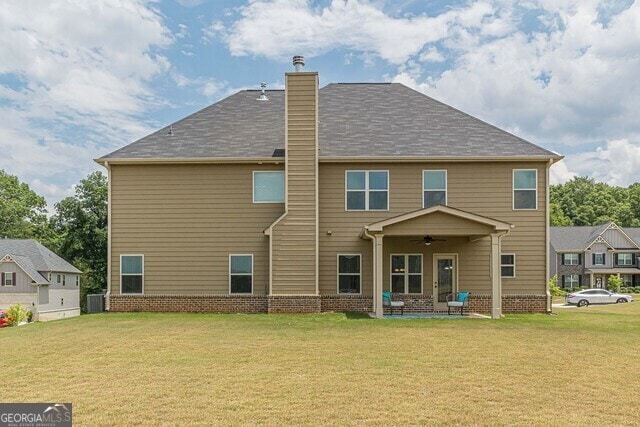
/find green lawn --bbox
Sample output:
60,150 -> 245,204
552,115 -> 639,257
2,303 -> 640,426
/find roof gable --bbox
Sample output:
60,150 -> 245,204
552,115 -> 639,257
0,240 -> 81,274
98,83 -> 560,162
0,254 -> 49,284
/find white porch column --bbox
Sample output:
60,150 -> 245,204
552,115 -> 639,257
373,234 -> 384,318
490,233 -> 502,319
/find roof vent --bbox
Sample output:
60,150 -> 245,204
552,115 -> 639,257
293,55 -> 305,72
256,82 -> 268,101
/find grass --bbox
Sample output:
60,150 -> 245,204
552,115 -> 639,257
2,304 -> 640,426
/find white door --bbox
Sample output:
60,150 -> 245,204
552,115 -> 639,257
433,254 -> 457,311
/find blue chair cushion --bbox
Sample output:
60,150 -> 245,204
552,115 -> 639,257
457,292 -> 469,302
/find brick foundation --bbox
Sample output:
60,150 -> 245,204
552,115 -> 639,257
469,294 -> 547,314
267,295 -> 321,313
108,295 -> 268,313
391,294 -> 434,313
108,293 -> 548,314
321,295 -> 373,312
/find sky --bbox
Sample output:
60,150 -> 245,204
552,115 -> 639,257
1,0 -> 639,211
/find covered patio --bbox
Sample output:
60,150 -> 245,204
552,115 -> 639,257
361,205 -> 513,319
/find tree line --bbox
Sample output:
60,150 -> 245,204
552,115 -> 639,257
1,169 -> 107,309
550,177 -> 640,227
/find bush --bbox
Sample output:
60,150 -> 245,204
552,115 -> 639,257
5,304 -> 28,326
548,275 -> 566,296
608,275 -> 623,293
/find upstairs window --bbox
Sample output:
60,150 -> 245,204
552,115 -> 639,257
562,253 -> 580,265
593,253 -> 605,265
1,272 -> 15,287
346,171 -> 388,211
62,275 -> 66,286
121,255 -> 144,294
617,253 -> 633,266
229,255 -> 253,294
253,171 -> 285,203
423,170 -> 447,208
501,254 -> 516,278
76,276 -> 80,287
513,169 -> 537,210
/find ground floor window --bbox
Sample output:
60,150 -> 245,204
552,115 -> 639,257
621,274 -> 633,287
562,274 -> 580,288
501,254 -> 515,278
229,254 -> 253,294
390,254 -> 422,293
121,254 -> 144,294
338,254 -> 361,294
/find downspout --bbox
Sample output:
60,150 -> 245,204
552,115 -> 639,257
105,161 -> 112,311
546,159 -> 552,314
264,212 -> 288,296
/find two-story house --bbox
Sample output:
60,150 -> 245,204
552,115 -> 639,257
0,239 -> 82,321
551,223 -> 640,289
96,57 -> 562,318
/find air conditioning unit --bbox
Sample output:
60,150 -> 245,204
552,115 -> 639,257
87,294 -> 104,313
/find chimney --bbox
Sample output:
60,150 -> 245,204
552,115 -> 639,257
266,56 -> 319,297
293,55 -> 305,72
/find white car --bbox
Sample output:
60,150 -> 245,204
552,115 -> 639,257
566,289 -> 635,307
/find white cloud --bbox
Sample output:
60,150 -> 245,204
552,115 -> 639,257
564,139 -> 640,186
219,0 -> 493,64
0,0 -> 173,207
419,47 -> 446,63
176,24 -> 190,39
549,159 -> 576,185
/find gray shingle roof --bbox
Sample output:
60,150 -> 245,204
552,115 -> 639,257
0,239 -> 81,276
10,254 -> 49,284
99,83 -> 559,161
551,224 -> 640,251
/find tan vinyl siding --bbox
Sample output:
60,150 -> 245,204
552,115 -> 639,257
270,72 -> 318,295
319,161 -> 548,296
110,163 -> 284,295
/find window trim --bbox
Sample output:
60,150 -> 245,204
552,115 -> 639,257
336,253 -> 362,295
252,171 -> 285,204
120,254 -> 145,295
229,254 -> 254,295
621,274 -> 633,287
593,253 -> 605,265
390,254 -> 423,294
617,253 -> 633,266
422,170 -> 447,208
344,170 -> 389,211
2,272 -> 15,287
513,169 -> 538,210
500,253 -> 516,278
563,274 -> 580,288
563,253 -> 580,266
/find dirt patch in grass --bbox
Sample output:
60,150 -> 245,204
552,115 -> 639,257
2,306 -> 640,425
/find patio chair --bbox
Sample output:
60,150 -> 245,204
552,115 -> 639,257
446,292 -> 470,315
382,292 -> 404,315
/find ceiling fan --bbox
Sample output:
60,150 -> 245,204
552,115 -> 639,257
409,236 -> 447,245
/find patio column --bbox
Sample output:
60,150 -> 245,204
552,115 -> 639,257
373,233 -> 384,318
490,232 -> 503,319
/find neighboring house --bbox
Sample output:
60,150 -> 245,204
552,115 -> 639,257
551,223 -> 640,289
0,239 -> 81,321
96,58 -> 562,318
